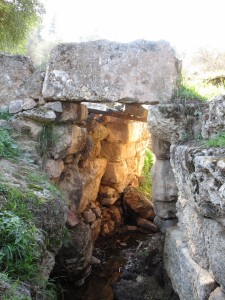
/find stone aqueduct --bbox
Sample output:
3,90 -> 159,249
1,40 -> 225,299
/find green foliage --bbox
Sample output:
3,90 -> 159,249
26,171 -> 64,199
0,0 -> 44,53
139,149 -> 155,198
39,124 -> 58,156
0,183 -> 36,220
0,211 -> 40,280
0,272 -> 31,300
0,111 -> 12,121
203,132 -> 225,147
177,77 -> 225,101
0,128 -> 20,159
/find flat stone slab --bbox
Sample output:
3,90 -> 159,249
43,40 -> 180,104
164,227 -> 216,300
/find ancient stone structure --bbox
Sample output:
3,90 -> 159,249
2,39 -> 225,300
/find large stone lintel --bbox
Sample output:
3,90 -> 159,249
42,40 -> 180,103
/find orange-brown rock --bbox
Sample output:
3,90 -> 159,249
79,158 -> 107,212
137,217 -> 159,232
123,187 -> 155,220
98,186 -> 119,205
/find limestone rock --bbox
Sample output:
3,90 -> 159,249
137,218 -> 158,232
21,107 -> 56,124
79,158 -> 107,212
40,251 -> 55,280
164,227 -> 216,300
98,186 -> 119,205
101,141 -> 136,162
66,210 -> 79,228
43,40 -> 180,103
209,287 -> 225,300
102,161 -> 129,193
151,135 -> 170,160
83,209 -> 96,223
148,104 -> 187,143
202,95 -> 225,139
57,102 -> 79,123
171,145 -> 225,221
205,219 -> 225,291
153,201 -> 177,219
106,120 -> 148,143
92,207 -> 101,218
54,222 -> 93,279
108,206 -> 122,225
26,70 -> 44,100
123,187 -> 155,219
0,54 -> 41,105
153,216 -> 177,233
11,119 -> 42,141
44,159 -> 64,179
152,159 -> 178,202
9,99 -> 24,113
43,101 -> 63,112
22,98 -> 37,110
51,125 -> 87,159
91,219 -> 102,241
176,202 -> 209,269
59,164 -> 83,209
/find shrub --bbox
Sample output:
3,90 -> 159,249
0,111 -> 12,121
0,211 -> 41,280
0,128 -> 20,159
139,149 -> 155,198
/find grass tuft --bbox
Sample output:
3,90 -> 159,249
203,132 -> 225,147
0,128 -> 20,159
176,77 -> 225,101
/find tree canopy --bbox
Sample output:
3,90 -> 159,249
0,0 -> 44,53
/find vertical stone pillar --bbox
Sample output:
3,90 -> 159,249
151,135 -> 178,232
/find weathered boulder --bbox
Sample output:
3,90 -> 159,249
148,104 -> 187,143
54,222 -> 93,279
11,118 -> 42,141
164,227 -> 216,300
42,40 -> 180,103
98,186 -> 119,206
59,163 -> 83,209
20,107 -> 56,124
57,102 -> 88,123
79,158 -> 107,212
0,54 -> 43,105
43,101 -> 63,112
209,287 -> 225,300
50,125 -> 87,159
123,187 -> 155,219
44,159 -> 64,179
105,119 -> 149,143
137,217 -> 158,232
